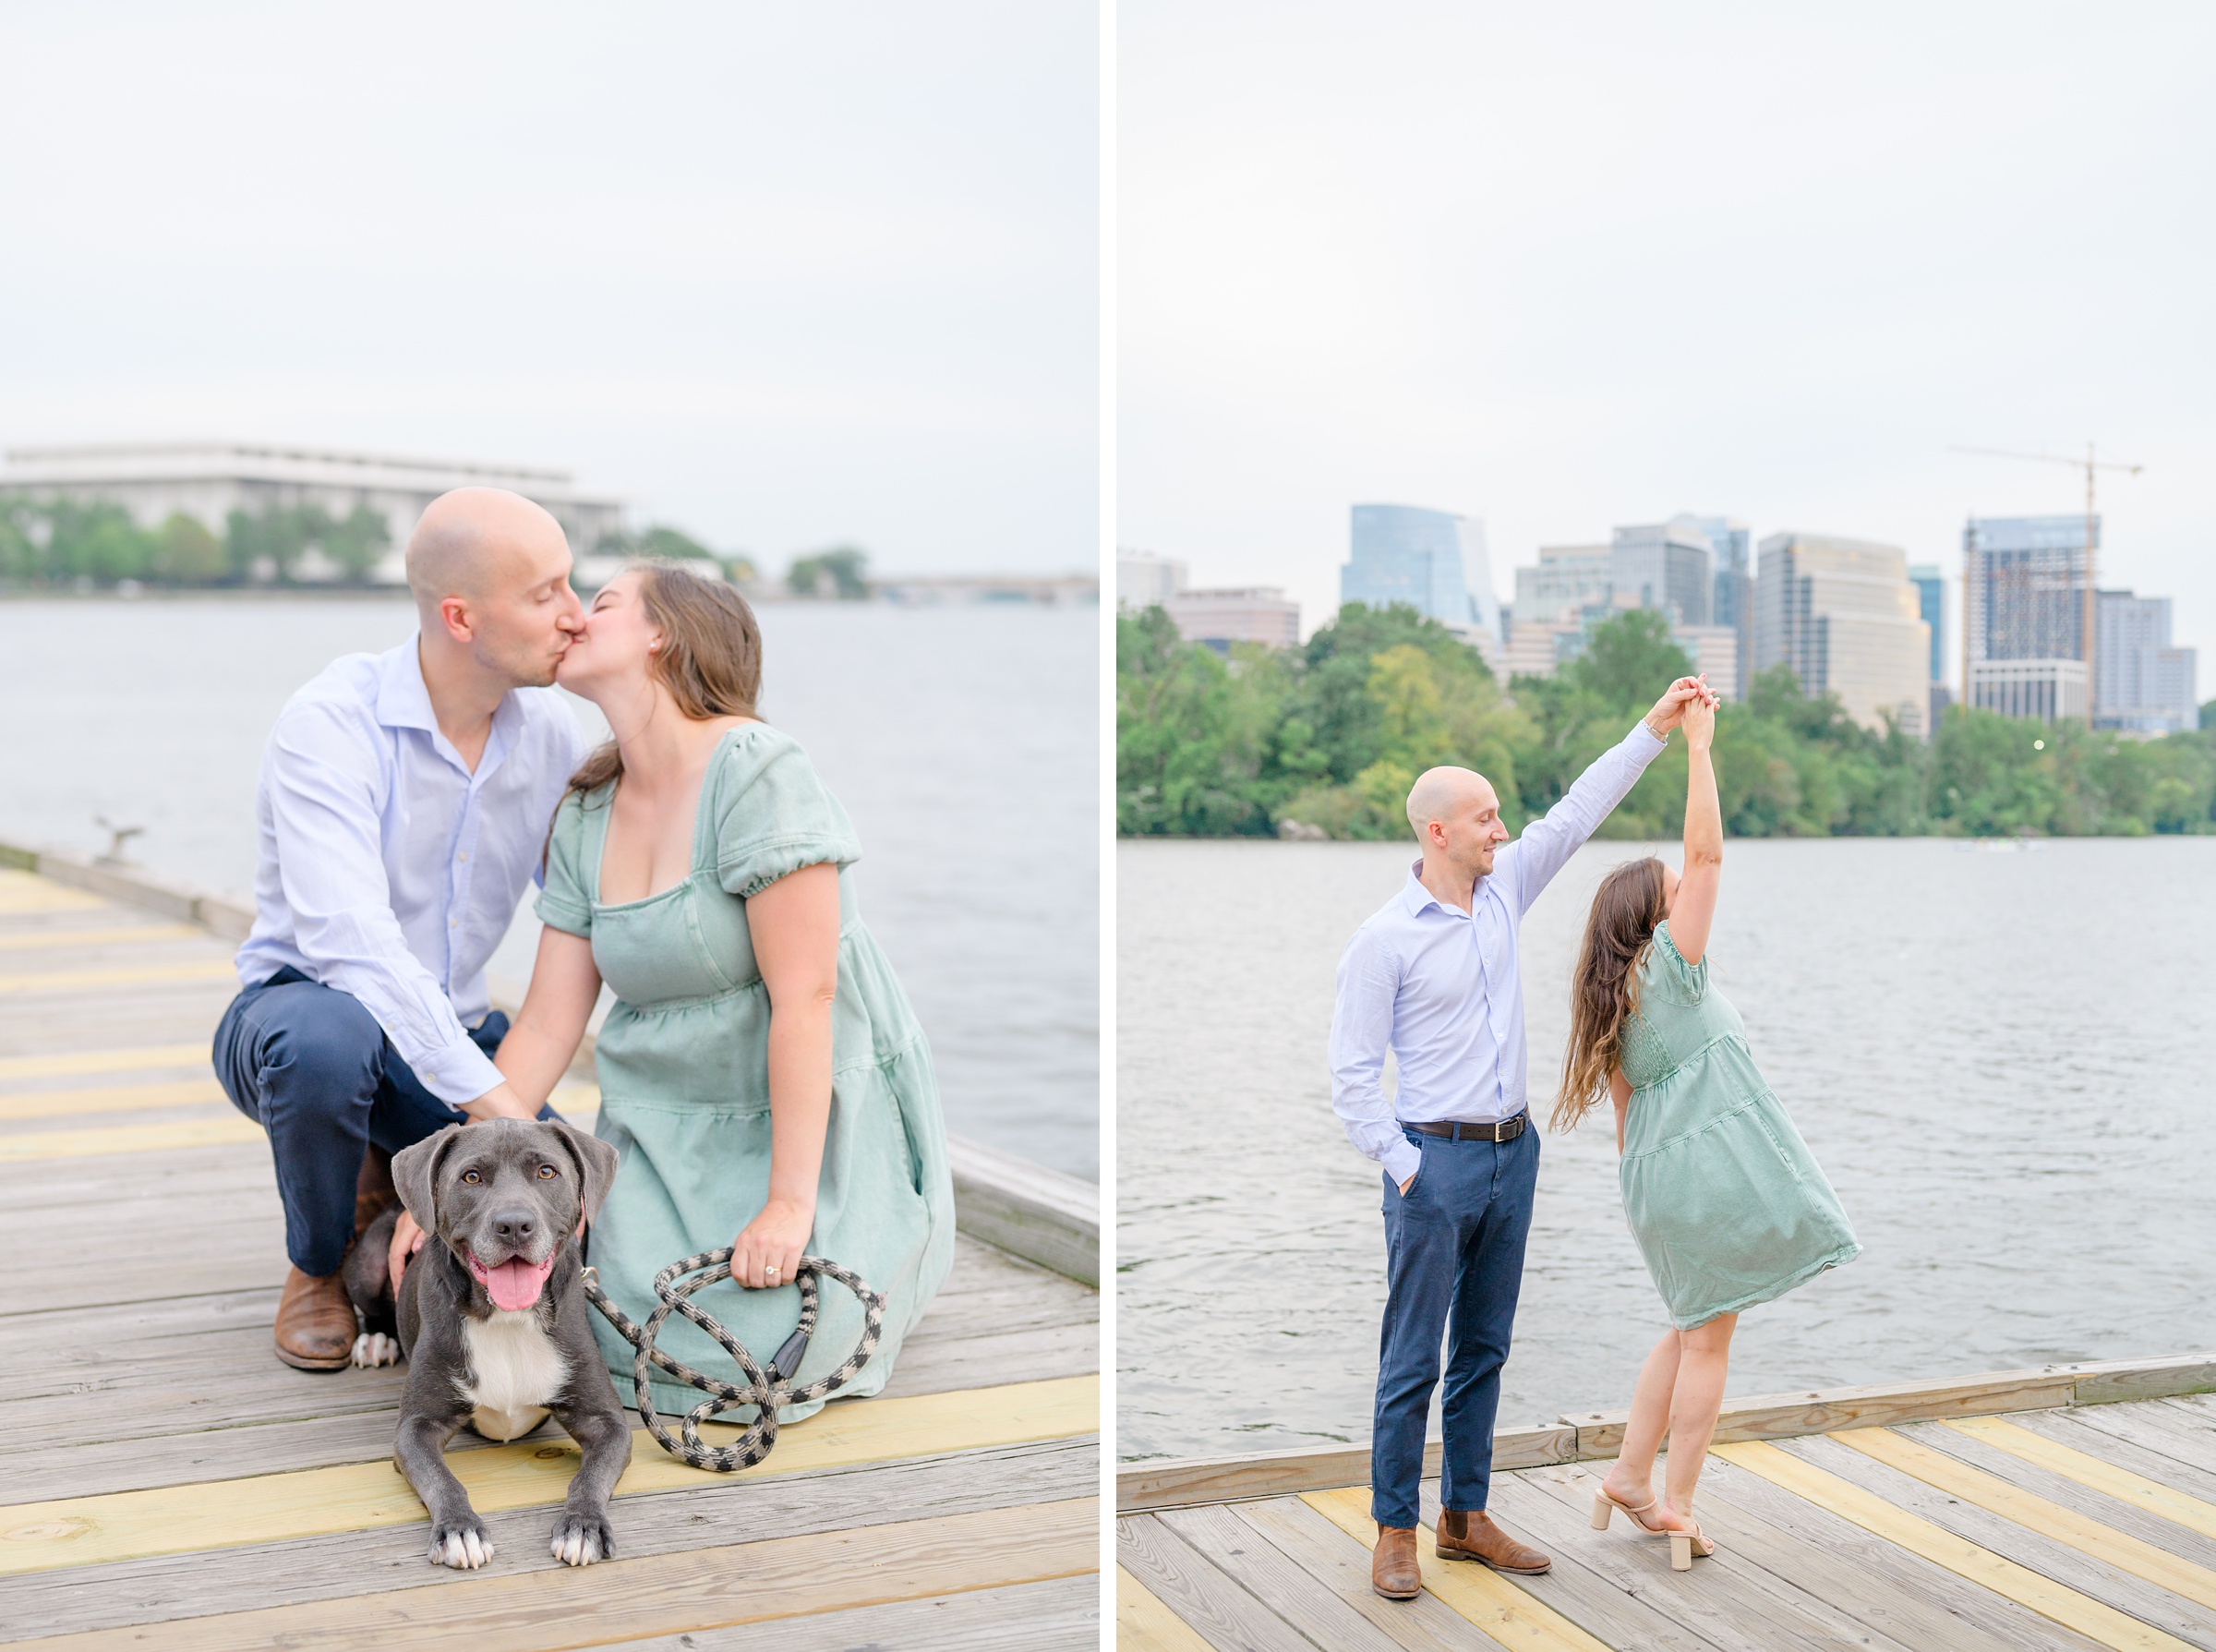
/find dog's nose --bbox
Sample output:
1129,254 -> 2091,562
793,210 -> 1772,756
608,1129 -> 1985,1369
489,1209 -> 539,1247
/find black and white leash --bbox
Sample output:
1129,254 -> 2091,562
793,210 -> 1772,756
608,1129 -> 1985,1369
582,1249 -> 885,1472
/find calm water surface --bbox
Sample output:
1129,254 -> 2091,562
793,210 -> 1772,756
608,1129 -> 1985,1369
0,597 -> 1098,1178
1118,835 -> 2216,1459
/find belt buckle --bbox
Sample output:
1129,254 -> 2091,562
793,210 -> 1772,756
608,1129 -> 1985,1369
1491,1118 -> 1507,1142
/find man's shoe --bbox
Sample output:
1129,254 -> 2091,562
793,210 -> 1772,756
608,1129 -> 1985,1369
1372,1525 -> 1422,1598
355,1145 -> 397,1238
1438,1508 -> 1550,1574
274,1265 -> 356,1370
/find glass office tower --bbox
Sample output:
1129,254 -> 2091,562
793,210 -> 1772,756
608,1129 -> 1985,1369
1341,504 -> 1499,641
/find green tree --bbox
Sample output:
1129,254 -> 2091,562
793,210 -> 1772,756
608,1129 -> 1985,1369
322,505 -> 391,584
45,500 -> 155,584
788,546 -> 870,599
637,525 -> 716,562
1116,609 -> 1286,835
149,513 -> 226,583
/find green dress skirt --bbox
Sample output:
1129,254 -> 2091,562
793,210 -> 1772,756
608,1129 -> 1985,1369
536,724 -> 956,1423
1618,922 -> 1860,1330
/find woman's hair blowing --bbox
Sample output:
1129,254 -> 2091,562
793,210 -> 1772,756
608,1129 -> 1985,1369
566,562 -> 764,801
1551,856 -> 1669,1132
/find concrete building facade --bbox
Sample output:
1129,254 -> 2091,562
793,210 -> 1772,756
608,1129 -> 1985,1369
1962,514 -> 2096,721
0,441 -> 626,581
1694,515 -> 1752,701
1512,543 -> 1613,624
1611,515 -> 1714,628
1116,549 -> 1188,611
1163,586 -> 1300,653
1754,532 -> 1930,737
1342,504 -> 1500,645
2094,590 -> 2198,734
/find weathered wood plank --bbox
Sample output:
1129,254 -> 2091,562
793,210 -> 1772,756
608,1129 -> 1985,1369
1157,1501 -> 1420,1652
6,1495 -> 1099,1652
1929,1417 -> 2216,1546
1117,1513 -> 1316,1652
1692,1453 -> 2110,1652
0,1436 -> 1096,1638
599,1573 -> 1099,1652
1118,1425 -> 1579,1514
1494,1459 -> 1922,1652
946,1136 -> 1098,1287
2018,1409 -> 2216,1509
1119,1566 -> 1222,1652
1230,1497 -> 1514,1652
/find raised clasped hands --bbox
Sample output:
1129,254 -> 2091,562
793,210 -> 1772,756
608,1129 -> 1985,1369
1644,675 -> 1719,740
1680,689 -> 1716,753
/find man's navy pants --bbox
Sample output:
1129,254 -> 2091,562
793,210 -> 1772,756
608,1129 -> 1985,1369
1370,1119 -> 1540,1529
212,967 -> 512,1278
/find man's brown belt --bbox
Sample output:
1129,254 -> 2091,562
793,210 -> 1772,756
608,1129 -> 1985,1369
1405,1112 -> 1527,1143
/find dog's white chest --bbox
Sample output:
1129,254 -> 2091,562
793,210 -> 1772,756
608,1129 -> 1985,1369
460,1309 -> 567,1442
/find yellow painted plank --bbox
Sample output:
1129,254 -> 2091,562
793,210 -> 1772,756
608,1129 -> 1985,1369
0,884 -> 106,914
1302,1487 -> 1610,1651
1944,1416 -> 2216,1544
0,1079 -> 596,1126
1118,1566 -> 1221,1651
0,1043 -> 212,1081
13,1496 -> 1101,1652
0,1373 -> 1099,1575
0,1078 -> 224,1121
1836,1426 -> 2216,1610
0,1115 -> 264,1160
1716,1439 -> 2195,1652
0,924 -> 200,952
0,961 -> 237,995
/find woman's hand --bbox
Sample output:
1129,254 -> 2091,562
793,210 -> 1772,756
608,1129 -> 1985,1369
1681,691 -> 1716,753
388,1209 -> 428,1286
731,1195 -> 813,1289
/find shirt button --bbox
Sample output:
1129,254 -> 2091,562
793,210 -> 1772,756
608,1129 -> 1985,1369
457,851 -> 468,862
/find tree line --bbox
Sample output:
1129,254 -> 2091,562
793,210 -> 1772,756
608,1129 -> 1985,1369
1118,602 -> 2216,838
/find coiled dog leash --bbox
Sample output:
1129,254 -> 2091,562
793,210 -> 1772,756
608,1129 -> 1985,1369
582,1249 -> 886,1472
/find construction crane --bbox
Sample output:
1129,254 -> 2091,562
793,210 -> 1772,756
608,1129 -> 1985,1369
1951,442 -> 2143,723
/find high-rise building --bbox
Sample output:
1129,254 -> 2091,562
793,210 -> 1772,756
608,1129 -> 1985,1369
2094,590 -> 2198,734
1610,516 -> 1713,627
1754,533 -> 1931,736
1962,514 -> 2096,721
1162,586 -> 1301,654
1907,564 -> 1945,682
1116,549 -> 1187,611
1693,515 -> 1752,702
1342,504 -> 1500,644
1512,543 -> 1613,624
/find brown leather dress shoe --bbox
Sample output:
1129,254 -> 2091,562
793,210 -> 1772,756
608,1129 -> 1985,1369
1372,1525 -> 1422,1598
1438,1508 -> 1551,1574
274,1265 -> 356,1370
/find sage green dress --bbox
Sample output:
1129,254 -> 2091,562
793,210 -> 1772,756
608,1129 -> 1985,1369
1618,922 -> 1860,1330
536,725 -> 955,1423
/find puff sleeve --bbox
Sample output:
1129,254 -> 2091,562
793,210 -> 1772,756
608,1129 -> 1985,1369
714,731 -> 861,898
534,790 -> 598,937
1644,920 -> 1710,1005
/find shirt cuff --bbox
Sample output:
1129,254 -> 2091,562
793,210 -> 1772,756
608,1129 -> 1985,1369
412,1035 -> 505,1110
1628,719 -> 1668,754
1383,1136 -> 1423,1188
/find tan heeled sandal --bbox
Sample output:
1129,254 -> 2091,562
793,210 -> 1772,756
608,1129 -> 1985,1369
1589,1485 -> 1673,1537
1668,1522 -> 1715,1571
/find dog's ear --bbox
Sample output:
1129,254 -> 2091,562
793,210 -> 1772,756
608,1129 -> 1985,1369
548,1119 -> 620,1224
391,1125 -> 464,1231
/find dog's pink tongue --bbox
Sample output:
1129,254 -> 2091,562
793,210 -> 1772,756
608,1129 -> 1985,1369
485,1257 -> 551,1311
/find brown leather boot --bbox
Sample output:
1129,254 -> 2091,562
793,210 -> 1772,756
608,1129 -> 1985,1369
274,1265 -> 356,1370
1372,1525 -> 1422,1598
1438,1508 -> 1550,1574
355,1144 -> 397,1237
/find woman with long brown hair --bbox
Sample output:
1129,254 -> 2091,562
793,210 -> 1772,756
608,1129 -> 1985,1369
474,562 -> 954,1429
1553,688 -> 1858,1571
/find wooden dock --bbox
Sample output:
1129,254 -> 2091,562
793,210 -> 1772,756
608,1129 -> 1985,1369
0,861 -> 1101,1648
1119,1347 -> 2216,1648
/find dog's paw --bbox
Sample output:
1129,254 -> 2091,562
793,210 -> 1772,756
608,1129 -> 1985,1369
351,1332 -> 401,1369
549,1511 -> 613,1567
428,1518 -> 495,1570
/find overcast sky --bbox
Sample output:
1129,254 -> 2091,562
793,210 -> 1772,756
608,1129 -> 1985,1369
0,3 -> 1096,575
1121,2 -> 2216,679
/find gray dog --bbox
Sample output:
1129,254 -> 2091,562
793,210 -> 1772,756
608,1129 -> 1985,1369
355,1117 -> 632,1571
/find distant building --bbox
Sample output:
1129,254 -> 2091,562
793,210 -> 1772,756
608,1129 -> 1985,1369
1693,515 -> 1752,701
1611,515 -> 1713,627
1343,504 -> 1500,645
0,440 -> 625,581
1163,586 -> 1300,653
1512,543 -> 1613,623
1754,532 -> 1930,737
1962,514 -> 2095,721
1116,549 -> 1187,611
2094,590 -> 2198,734
1907,563 -> 1945,683
1675,624 -> 1740,704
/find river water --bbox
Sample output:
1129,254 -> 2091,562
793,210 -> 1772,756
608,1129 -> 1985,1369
0,596 -> 1099,1179
1118,835 -> 2216,1460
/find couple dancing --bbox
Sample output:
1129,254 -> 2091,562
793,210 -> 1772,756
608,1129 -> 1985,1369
212,487 -> 953,1425
1330,676 -> 1860,1596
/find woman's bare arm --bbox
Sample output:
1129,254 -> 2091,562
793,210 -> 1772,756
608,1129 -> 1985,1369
1611,1070 -> 1632,1155
492,926 -> 603,1110
1671,693 -> 1723,965
731,861 -> 840,1290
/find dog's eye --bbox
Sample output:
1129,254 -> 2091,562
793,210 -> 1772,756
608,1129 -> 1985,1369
537,1164 -> 557,1180
461,1170 -> 482,1185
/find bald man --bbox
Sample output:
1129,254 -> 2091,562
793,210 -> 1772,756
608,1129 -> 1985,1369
1330,674 -> 1714,1598
212,488 -> 588,1370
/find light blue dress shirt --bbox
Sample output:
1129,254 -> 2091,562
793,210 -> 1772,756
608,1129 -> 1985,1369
235,636 -> 587,1107
1329,721 -> 1668,1188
